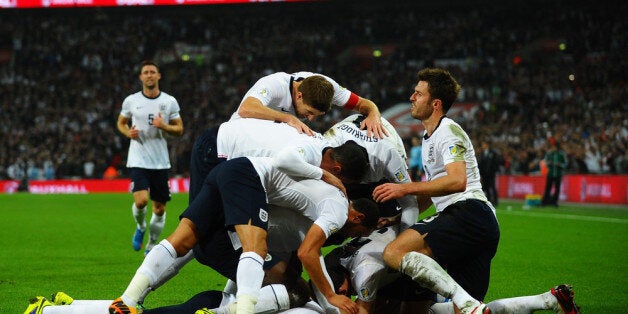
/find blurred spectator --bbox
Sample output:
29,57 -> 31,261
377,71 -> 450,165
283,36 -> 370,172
408,136 -> 423,181
478,140 -> 503,206
541,141 -> 568,207
0,0 -> 625,180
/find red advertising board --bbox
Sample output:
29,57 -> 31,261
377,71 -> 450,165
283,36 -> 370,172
0,175 -> 626,205
497,174 -> 628,205
0,0 -> 308,8
0,177 -> 189,194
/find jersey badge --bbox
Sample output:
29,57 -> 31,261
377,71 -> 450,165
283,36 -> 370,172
394,170 -> 406,181
160,104 -> 167,112
328,223 -> 339,234
360,287 -> 371,299
259,208 -> 268,222
448,145 -> 457,156
258,88 -> 270,99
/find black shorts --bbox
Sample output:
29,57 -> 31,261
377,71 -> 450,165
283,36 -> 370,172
189,126 -> 225,203
143,290 -> 224,314
193,226 -> 241,281
181,157 -> 269,236
377,274 -> 436,302
410,199 -> 500,301
128,168 -> 171,203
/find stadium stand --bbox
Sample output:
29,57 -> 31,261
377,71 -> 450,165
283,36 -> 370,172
0,0 -> 625,181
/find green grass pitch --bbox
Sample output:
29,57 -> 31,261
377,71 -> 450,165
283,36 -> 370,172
1,192 -> 626,313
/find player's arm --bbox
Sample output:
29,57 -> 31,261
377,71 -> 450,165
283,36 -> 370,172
352,97 -> 388,139
153,114 -> 183,136
298,224 -> 358,314
238,96 -> 314,136
416,194 -> 434,213
273,147 -> 346,196
373,161 -> 467,203
116,114 -> 139,139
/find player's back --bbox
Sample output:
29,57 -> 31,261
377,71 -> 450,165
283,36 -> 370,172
217,118 -> 327,160
325,114 -> 408,183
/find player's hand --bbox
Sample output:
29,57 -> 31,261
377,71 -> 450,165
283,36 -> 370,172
377,216 -> 398,229
360,115 -> 389,139
286,116 -> 315,136
128,125 -> 140,139
373,182 -> 407,203
328,294 -> 358,314
321,170 -> 347,198
152,112 -> 165,129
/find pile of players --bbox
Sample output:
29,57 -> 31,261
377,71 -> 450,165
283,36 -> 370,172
25,66 -> 580,314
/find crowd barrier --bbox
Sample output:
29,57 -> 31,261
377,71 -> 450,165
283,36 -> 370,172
1,174 -> 626,205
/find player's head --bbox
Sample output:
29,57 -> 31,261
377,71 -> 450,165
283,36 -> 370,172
295,75 -> 334,121
410,68 -> 460,118
323,244 -> 358,296
139,60 -> 161,90
324,140 -> 369,183
350,198 -> 380,228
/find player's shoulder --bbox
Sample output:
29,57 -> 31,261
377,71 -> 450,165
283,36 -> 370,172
158,91 -> 178,102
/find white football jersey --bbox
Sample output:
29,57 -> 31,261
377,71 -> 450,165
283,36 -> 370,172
217,118 -> 328,179
120,91 -> 180,169
248,157 -> 349,242
340,227 -> 398,302
325,114 -> 419,231
422,117 -> 489,212
230,71 -> 355,120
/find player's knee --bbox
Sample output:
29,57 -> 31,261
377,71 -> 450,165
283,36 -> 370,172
153,202 -> 166,215
135,199 -> 149,208
382,243 -> 403,270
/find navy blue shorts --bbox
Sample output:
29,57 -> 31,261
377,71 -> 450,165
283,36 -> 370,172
189,126 -> 225,203
128,168 -> 171,203
410,199 -> 500,301
182,157 -> 269,235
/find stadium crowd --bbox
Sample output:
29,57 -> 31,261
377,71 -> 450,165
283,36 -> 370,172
0,0 -> 625,182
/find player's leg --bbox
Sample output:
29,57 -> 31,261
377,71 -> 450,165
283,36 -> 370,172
387,200 -> 498,314
111,171 -> 224,312
146,169 -> 172,254
143,290 -> 225,314
129,168 -> 150,251
233,223 -> 267,314
188,126 -> 223,203
117,227 -> 193,308
217,158 -> 270,314
486,284 -> 580,314
382,224 -> 431,271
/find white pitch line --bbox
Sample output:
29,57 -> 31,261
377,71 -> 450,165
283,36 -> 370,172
498,210 -> 628,224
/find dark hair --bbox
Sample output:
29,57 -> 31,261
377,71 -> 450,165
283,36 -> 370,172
417,68 -> 461,113
351,198 -> 380,228
330,140 -> 369,183
298,75 -> 334,113
140,60 -> 160,73
323,246 -> 353,292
